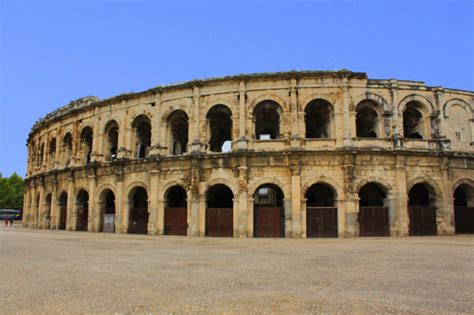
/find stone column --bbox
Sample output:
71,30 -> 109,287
439,156 -> 455,235
148,170 -> 159,234
115,180 -> 125,233
88,174 -> 97,232
50,183 -> 58,229
38,182 -> 45,229
342,76 -> 353,146
91,107 -> 101,162
390,80 -> 400,137
198,193 -> 206,237
117,101 -> 129,159
384,193 -> 397,236
283,198 -> 293,238
188,191 -> 200,237
290,78 -> 301,147
301,198 -> 307,238
237,81 -> 248,150
149,93 -> 162,156
191,86 -> 203,153
290,156 -> 302,238
247,197 -> 254,237
157,198 -> 165,235
238,165 -> 249,237
434,88 -> 446,139
343,195 -> 359,237
22,186 -> 30,227
66,180 -> 75,231
394,155 -> 409,236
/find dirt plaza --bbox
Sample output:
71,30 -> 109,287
1,226 -> 473,314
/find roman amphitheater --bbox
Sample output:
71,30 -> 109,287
23,70 -> 474,238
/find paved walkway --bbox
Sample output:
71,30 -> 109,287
1,226 -> 473,314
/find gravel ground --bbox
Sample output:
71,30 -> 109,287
1,225 -> 473,314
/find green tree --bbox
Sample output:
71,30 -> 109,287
0,172 -> 24,209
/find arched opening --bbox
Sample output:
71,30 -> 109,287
206,184 -> 234,237
305,99 -> 332,138
35,193 -> 40,227
168,110 -> 189,155
254,101 -> 281,140
403,102 -> 426,139
39,143 -> 44,165
356,101 -> 380,138
164,185 -> 188,236
80,127 -> 93,164
62,133 -> 73,167
59,192 -> 68,230
408,183 -> 437,236
75,189 -> 89,231
99,189 -> 116,233
132,115 -> 151,159
49,138 -> 57,163
358,183 -> 389,236
305,183 -> 338,237
128,187 -> 148,234
44,193 -> 52,228
253,184 -> 284,238
207,105 -> 232,152
104,120 -> 119,161
454,184 -> 474,234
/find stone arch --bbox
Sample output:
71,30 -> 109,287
161,104 -> 191,124
300,93 -> 337,109
161,180 -> 188,201
248,94 -> 289,114
351,92 -> 391,112
103,119 -> 119,134
355,178 -> 393,196
96,183 -> 116,203
204,178 -> 239,199
248,177 -> 289,198
443,98 -> 473,118
126,181 -> 149,197
398,94 -> 435,115
407,177 -> 443,200
203,99 -> 235,117
453,178 -> 474,192
302,176 -> 342,199
129,111 -> 153,124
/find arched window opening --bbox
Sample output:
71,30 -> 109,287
132,116 -> 151,159
164,186 -> 188,236
59,192 -> 68,230
104,121 -> 119,161
39,143 -> 44,165
49,138 -> 57,162
45,193 -> 52,228
408,183 -> 437,236
454,184 -> 474,234
305,183 -> 338,238
76,189 -> 89,231
358,183 -> 389,236
80,127 -> 93,164
63,133 -> 73,167
403,102 -> 425,139
207,105 -> 232,152
254,101 -> 281,140
128,187 -> 148,234
305,100 -> 332,138
168,110 -> 189,155
206,184 -> 234,237
253,184 -> 284,238
356,101 -> 380,138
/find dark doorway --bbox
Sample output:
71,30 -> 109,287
306,183 -> 338,237
105,120 -> 119,161
254,101 -> 281,140
128,187 -> 148,234
206,184 -> 233,237
132,116 -> 151,158
254,184 -> 284,238
168,110 -> 189,155
207,105 -> 232,152
356,101 -> 380,138
76,189 -> 89,231
454,184 -> 474,234
80,127 -> 93,164
305,99 -> 332,138
164,186 -> 188,236
358,183 -> 389,236
408,183 -> 437,236
403,102 -> 425,139
59,192 -> 67,230
100,189 -> 115,233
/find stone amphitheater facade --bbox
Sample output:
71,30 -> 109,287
23,70 -> 474,238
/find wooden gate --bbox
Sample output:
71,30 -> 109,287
206,208 -> 233,237
59,204 -> 67,230
359,207 -> 389,237
307,207 -> 338,238
76,205 -> 89,231
454,206 -> 474,234
164,207 -> 187,236
254,207 -> 284,238
408,206 -> 437,236
129,207 -> 148,234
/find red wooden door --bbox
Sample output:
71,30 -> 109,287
164,207 -> 187,236
359,207 -> 389,237
408,206 -> 437,236
307,207 -> 338,238
206,208 -> 233,237
59,204 -> 67,230
254,207 -> 283,238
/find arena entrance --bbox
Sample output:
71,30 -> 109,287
254,184 -> 284,238
408,183 -> 437,236
164,186 -> 188,236
99,189 -> 115,233
358,183 -> 389,237
59,192 -> 68,230
75,189 -> 89,231
206,184 -> 233,237
454,184 -> 474,234
305,183 -> 338,237
128,187 -> 148,234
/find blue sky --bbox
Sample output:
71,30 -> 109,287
1,0 -> 473,177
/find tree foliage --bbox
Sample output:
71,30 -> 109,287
0,172 -> 24,210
